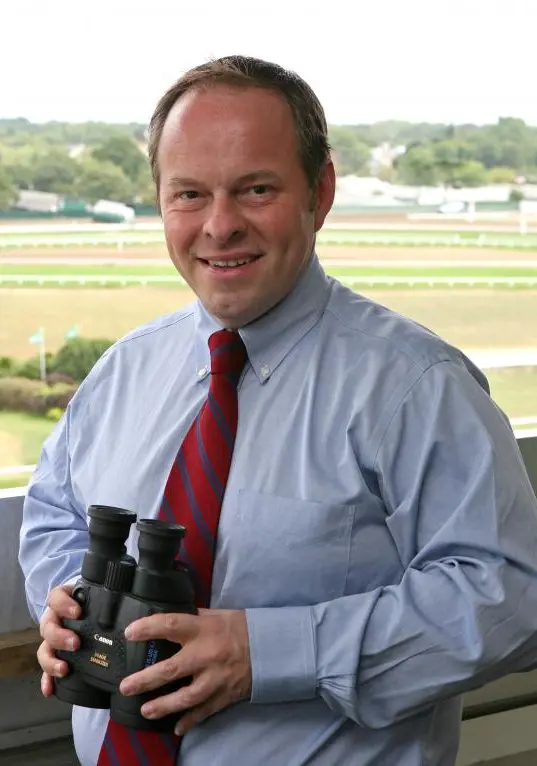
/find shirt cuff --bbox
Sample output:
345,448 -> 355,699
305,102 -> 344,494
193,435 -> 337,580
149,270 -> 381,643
245,606 -> 317,704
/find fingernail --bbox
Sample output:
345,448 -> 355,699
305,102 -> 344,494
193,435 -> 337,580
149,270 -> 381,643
124,626 -> 133,639
175,724 -> 185,736
54,662 -> 64,676
120,682 -> 132,695
70,607 -> 79,618
141,705 -> 156,719
67,638 -> 77,651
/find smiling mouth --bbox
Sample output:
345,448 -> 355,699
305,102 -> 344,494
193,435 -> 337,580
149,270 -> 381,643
200,255 -> 262,269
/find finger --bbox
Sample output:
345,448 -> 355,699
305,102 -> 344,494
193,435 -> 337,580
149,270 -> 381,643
41,671 -> 55,697
125,612 -> 199,643
174,692 -> 227,736
41,620 -> 80,652
120,654 -> 181,697
37,641 -> 70,677
120,640 -> 208,696
140,673 -> 217,720
46,585 -> 81,618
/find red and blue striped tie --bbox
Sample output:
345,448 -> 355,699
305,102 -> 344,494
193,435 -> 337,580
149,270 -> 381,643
97,329 -> 247,765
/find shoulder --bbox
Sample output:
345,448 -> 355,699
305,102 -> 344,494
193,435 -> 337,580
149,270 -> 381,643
69,301 -> 197,406
325,277 -> 487,387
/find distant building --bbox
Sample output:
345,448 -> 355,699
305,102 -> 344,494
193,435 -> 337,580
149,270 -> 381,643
15,190 -> 61,213
67,143 -> 86,159
369,143 -> 406,175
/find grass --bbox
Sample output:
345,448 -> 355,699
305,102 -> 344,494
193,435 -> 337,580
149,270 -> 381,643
2,286 -> 537,360
2,227 -> 537,250
0,476 -> 29,489
0,411 -> 55,466
367,289 -> 537,350
2,263 -> 537,278
0,286 -> 195,358
487,369 -> 537,420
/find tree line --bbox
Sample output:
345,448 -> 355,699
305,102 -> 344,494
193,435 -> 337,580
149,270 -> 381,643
1,116 -> 537,210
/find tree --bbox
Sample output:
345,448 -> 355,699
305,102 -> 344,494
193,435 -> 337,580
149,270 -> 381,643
134,162 -> 157,205
92,134 -> 148,183
451,160 -> 487,187
329,126 -> 371,176
433,140 -> 473,185
32,149 -> 79,194
75,158 -> 133,203
487,167 -> 517,184
0,165 -> 16,210
52,338 -> 114,381
395,144 -> 438,186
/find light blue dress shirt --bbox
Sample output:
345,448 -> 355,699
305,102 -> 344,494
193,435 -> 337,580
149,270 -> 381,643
19,254 -> 537,766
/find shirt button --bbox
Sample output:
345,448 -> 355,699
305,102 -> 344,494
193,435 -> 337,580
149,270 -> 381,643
260,364 -> 271,378
197,366 -> 208,378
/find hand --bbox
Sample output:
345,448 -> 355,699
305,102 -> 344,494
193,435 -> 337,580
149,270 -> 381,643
119,609 -> 252,736
37,585 -> 81,697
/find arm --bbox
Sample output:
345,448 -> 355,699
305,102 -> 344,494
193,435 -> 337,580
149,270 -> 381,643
18,402 -> 88,623
246,360 -> 537,727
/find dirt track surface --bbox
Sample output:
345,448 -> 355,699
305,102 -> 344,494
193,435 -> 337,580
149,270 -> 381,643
2,244 -> 537,265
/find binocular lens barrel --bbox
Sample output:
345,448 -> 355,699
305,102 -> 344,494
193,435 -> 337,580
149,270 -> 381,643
136,519 -> 186,572
82,505 -> 137,584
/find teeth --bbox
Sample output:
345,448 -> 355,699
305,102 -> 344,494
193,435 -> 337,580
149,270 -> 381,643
210,258 -> 255,268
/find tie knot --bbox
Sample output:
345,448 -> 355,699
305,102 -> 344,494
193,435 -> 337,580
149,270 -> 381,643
208,329 -> 247,378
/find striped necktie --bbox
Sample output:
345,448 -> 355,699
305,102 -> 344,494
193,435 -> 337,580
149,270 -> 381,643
97,329 -> 247,765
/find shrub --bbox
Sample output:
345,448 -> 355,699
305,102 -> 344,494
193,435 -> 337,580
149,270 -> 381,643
0,377 -> 78,415
0,356 -> 16,378
52,338 -> 113,382
15,353 -> 55,380
45,371 -> 77,386
46,407 -> 64,422
0,377 -> 43,412
41,381 -> 77,410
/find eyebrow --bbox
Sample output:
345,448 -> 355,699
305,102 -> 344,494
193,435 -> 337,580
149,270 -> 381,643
166,170 -> 282,188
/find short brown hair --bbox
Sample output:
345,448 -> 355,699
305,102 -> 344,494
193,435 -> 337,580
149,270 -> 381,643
147,55 -> 331,195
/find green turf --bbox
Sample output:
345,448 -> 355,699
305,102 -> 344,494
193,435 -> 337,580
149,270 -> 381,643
1,263 -> 537,279
0,474 -> 30,489
0,411 -> 55,466
487,369 -> 537,420
2,228 -> 537,250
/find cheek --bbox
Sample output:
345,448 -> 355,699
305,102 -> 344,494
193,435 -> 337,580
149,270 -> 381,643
255,206 -> 307,246
163,214 -> 198,252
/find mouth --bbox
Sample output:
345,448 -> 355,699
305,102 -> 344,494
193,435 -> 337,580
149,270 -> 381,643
197,254 -> 263,273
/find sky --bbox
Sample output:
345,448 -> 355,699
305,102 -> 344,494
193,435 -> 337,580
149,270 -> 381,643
2,0 -> 536,127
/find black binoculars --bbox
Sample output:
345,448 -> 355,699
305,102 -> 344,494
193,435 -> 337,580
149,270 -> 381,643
55,504 -> 196,731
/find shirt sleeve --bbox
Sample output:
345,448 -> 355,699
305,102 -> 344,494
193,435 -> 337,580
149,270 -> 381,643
246,360 -> 537,727
18,401 -> 88,623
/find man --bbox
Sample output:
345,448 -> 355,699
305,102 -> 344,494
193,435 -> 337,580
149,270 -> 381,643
19,55 -> 537,766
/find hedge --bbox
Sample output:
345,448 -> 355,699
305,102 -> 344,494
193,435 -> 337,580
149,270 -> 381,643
0,377 -> 78,415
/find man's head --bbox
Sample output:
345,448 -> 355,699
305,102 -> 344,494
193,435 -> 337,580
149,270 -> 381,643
148,55 -> 335,328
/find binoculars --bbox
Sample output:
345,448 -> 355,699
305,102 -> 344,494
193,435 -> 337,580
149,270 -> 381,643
55,504 -> 196,731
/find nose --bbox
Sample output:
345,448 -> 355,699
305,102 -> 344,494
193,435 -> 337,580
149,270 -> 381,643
203,193 -> 247,245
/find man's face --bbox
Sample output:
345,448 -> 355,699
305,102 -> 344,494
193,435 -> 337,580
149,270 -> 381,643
157,85 -> 335,328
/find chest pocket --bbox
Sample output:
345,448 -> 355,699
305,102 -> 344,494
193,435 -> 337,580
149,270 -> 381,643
215,489 -> 356,608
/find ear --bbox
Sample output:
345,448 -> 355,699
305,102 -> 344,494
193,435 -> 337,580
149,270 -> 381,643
313,160 -> 336,232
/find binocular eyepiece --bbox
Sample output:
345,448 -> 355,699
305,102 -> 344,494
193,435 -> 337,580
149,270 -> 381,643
81,505 -> 186,594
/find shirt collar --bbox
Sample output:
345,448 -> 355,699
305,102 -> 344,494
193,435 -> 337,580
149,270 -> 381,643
194,252 -> 331,384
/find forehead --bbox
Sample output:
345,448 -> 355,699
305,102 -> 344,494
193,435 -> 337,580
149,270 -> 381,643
157,85 -> 300,170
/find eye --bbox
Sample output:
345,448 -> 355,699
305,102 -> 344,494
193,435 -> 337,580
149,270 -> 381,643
250,184 -> 271,195
178,190 -> 200,200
